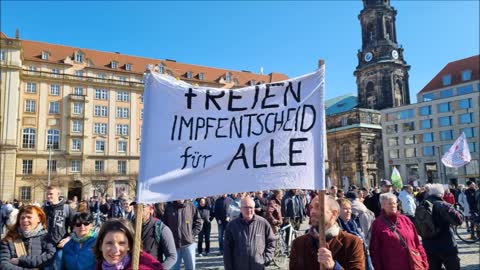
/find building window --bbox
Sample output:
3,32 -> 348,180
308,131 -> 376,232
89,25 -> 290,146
116,107 -> 129,118
25,100 -> 36,113
71,160 -> 81,172
26,82 -> 37,93
386,124 -> 398,134
437,102 -> 451,113
250,80 -> 256,86
423,132 -> 434,143
125,63 -> 132,71
116,124 -> 129,136
225,72 -> 231,83
423,146 -> 435,156
405,148 -> 417,158
461,70 -> 472,81
74,87 -> 83,95
389,150 -> 399,159
73,103 -> 83,115
459,113 -> 473,124
158,64 -> 165,73
140,95 -> 144,103
457,84 -> 474,95
41,51 -> 49,60
341,117 -> 348,126
439,89 -> 453,98
118,161 -> 127,174
402,122 -> 415,132
47,129 -> 60,149
94,106 -> 108,117
75,70 -> 83,77
399,109 -> 415,119
140,109 -> 143,120
50,84 -> 60,96
28,65 -> 37,71
51,68 -> 60,78
468,142 -> 477,153
95,140 -> 105,152
72,139 -> 81,151
20,186 -> 31,201
118,141 -> 127,152
440,130 -> 453,141
388,137 -> 398,147
111,61 -> 118,69
93,123 -> 108,134
116,91 -> 130,102
22,128 -> 36,149
186,71 -> 193,79
95,160 -> 104,173
72,120 -> 82,133
0,50 -> 5,61
199,73 -> 205,80
49,102 -> 60,114
22,160 -> 33,174
442,74 -> 451,86
458,98 -> 472,110
422,93 -> 435,102
442,144 -> 452,154
438,116 -> 453,127
420,119 -> 432,130
404,135 -> 416,145
47,160 -> 57,172
418,106 -> 431,116
95,89 -> 108,100
461,127 -> 476,138
97,73 -> 106,79
75,52 -> 83,63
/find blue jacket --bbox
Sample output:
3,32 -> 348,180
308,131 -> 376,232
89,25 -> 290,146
62,234 -> 97,270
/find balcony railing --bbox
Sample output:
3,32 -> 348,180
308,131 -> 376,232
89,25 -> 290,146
22,70 -> 144,88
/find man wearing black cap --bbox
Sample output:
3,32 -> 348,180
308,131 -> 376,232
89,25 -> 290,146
365,180 -> 392,217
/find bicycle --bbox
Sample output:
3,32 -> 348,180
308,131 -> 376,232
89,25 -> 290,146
271,223 -> 301,268
454,212 -> 480,244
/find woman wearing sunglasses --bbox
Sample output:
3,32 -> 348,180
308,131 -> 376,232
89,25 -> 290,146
0,205 -> 56,269
62,212 -> 97,270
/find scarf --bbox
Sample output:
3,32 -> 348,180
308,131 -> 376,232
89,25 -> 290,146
71,230 -> 95,243
309,223 -> 340,242
20,223 -> 46,238
102,254 -> 131,270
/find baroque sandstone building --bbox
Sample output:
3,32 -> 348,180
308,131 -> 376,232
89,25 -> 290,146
0,32 -> 287,202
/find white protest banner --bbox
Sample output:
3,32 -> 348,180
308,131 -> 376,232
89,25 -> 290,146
137,67 -> 325,203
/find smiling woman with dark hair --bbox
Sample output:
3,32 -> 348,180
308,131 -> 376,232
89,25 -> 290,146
92,218 -> 163,270
0,205 -> 56,269
62,212 -> 97,270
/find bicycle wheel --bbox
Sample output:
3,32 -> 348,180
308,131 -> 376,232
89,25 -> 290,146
454,225 -> 480,244
272,236 -> 288,269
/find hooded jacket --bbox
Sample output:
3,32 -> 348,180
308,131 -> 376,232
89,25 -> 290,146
42,198 -> 75,245
162,201 -> 202,248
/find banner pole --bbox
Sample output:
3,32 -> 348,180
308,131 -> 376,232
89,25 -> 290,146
132,203 -> 144,269
317,59 -> 326,270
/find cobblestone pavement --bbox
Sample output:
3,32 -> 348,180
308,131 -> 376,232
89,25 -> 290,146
195,220 -> 479,270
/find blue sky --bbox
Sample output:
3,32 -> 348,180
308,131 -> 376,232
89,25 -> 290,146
2,1 -> 479,102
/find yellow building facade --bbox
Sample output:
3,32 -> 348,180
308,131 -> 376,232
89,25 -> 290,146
0,32 -> 288,202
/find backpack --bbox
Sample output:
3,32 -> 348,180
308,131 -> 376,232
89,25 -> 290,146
154,220 -> 164,244
414,200 -> 440,239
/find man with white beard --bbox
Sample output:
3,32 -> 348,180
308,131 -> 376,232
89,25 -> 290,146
289,196 -> 365,270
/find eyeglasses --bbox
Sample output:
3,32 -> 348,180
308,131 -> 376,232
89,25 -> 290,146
75,222 -> 91,227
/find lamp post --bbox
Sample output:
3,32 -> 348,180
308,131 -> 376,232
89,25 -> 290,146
47,146 -> 52,186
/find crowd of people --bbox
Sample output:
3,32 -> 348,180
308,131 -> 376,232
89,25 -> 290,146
0,179 -> 478,270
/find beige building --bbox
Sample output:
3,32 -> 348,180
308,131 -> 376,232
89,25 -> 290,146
0,32 -> 288,202
381,55 -> 479,186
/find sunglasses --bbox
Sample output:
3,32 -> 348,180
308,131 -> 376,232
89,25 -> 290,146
75,222 -> 91,227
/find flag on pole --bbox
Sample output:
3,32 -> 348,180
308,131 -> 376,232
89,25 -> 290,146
137,67 -> 325,203
441,132 -> 471,168
391,167 -> 402,189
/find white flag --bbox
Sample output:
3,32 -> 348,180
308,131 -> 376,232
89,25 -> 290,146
441,132 -> 471,168
137,68 -> 326,203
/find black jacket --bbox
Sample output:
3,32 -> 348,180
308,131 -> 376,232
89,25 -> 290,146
42,198 -> 75,245
465,188 -> 478,213
422,195 -> 463,254
0,230 -> 55,269
162,201 -> 203,248
213,197 -> 229,223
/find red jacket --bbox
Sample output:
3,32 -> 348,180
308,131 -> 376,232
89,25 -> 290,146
443,193 -> 455,205
95,251 -> 163,270
369,210 -> 428,270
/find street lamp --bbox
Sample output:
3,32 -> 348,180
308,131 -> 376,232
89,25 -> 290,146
47,146 -> 52,187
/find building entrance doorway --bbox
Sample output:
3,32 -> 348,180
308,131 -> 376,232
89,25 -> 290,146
68,181 -> 83,200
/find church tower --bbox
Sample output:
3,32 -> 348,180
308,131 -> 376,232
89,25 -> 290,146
354,0 -> 410,110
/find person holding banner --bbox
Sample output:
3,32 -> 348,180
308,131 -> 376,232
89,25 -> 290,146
289,196 -> 365,270
224,197 -> 276,270
93,219 -> 163,270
